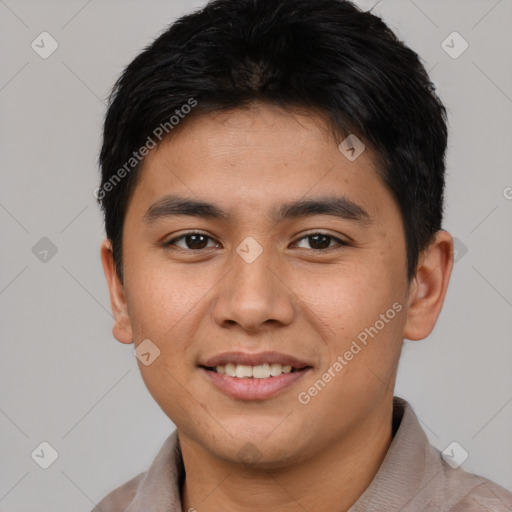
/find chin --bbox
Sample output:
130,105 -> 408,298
200,425 -> 312,469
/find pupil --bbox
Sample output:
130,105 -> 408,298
187,234 -> 207,249
310,235 -> 330,250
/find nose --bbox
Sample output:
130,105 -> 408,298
211,245 -> 295,333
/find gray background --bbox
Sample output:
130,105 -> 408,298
0,0 -> 511,510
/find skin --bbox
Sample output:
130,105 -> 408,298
101,102 -> 453,512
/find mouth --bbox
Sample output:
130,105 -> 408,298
199,352 -> 313,400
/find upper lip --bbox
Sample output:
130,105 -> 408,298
200,351 -> 311,369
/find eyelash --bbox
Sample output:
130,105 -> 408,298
163,231 -> 349,252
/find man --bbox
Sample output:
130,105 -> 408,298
93,0 -> 512,510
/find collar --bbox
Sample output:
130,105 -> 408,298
121,397 -> 484,511
347,396 -> 445,511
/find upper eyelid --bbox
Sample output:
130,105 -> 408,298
166,231 -> 219,246
290,233 -> 348,249
292,230 -> 346,242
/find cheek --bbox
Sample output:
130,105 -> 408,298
128,266 -> 207,413
124,249 -> 212,338
288,254 -> 407,399
291,258 -> 402,339
292,269 -> 406,430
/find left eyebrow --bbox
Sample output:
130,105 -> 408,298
270,196 -> 372,225
143,194 -> 372,226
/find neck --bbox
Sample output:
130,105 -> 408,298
180,397 -> 394,512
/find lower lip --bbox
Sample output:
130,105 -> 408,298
201,367 -> 311,400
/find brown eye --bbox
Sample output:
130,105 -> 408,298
307,234 -> 331,250
293,233 -> 348,251
165,232 -> 219,250
184,234 -> 209,249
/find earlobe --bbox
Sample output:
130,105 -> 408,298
403,230 -> 454,341
100,239 -> 134,344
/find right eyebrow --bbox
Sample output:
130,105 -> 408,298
143,196 -> 229,224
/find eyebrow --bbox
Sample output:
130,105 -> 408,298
143,194 -> 371,225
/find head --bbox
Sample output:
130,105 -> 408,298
98,0 -> 453,468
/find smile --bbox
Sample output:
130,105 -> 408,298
208,363 -> 297,378
200,353 -> 312,400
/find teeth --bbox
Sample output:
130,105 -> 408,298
214,363 -> 295,378
252,364 -> 271,379
269,363 -> 281,377
235,364 -> 252,378
225,363 -> 236,377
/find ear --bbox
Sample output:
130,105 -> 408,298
100,239 -> 134,344
403,230 -> 454,341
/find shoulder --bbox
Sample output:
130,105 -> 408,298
91,471 -> 145,512
90,429 -> 183,512
442,464 -> 512,511
390,398 -> 512,512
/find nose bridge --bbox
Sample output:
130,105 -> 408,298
235,244 -> 278,297
212,239 -> 295,330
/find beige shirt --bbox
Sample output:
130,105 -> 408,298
93,397 -> 512,511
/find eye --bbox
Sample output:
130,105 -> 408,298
163,231 -> 348,252
164,232 -> 220,251
291,232 -> 348,251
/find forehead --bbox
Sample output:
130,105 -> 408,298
126,103 -> 395,225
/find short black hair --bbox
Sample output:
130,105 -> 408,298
97,0 -> 448,284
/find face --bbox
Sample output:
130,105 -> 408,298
105,103 -> 416,468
